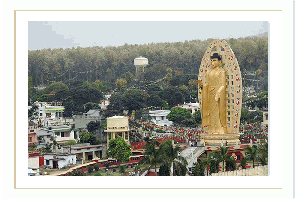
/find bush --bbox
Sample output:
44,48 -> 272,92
68,169 -> 84,176
87,166 -> 94,174
93,172 -> 101,176
94,164 -> 100,171
113,168 -> 116,172
119,166 -> 125,174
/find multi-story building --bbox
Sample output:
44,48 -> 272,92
28,120 -> 38,146
149,110 -> 173,127
29,101 -> 64,120
105,116 -> 130,146
73,109 -> 106,142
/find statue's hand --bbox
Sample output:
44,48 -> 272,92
215,92 -> 219,101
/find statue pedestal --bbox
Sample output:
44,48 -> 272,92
201,133 -> 240,145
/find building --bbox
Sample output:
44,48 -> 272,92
43,153 -> 76,169
28,121 -> 38,146
73,109 -> 102,129
134,56 -> 148,80
29,101 -> 64,120
67,143 -> 106,161
28,152 -> 44,176
105,116 -> 130,146
149,110 -> 173,127
35,128 -> 55,149
99,94 -> 111,110
51,124 -> 79,144
175,102 -> 200,114
73,109 -> 105,142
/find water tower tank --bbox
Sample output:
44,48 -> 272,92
134,56 -> 148,79
134,56 -> 148,66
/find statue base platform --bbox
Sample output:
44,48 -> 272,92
200,133 -> 240,146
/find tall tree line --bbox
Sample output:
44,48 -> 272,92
28,36 -> 268,91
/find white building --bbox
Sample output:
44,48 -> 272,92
175,102 -> 200,114
99,94 -> 111,110
68,143 -> 106,161
44,154 -> 76,169
149,110 -> 173,127
29,101 -> 64,120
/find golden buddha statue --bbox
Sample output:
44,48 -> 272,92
198,39 -> 242,145
199,53 -> 227,134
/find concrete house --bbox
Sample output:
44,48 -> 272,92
44,153 -> 76,169
149,110 -> 173,127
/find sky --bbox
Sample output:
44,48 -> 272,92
28,21 -> 268,50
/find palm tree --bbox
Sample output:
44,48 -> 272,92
193,161 -> 206,176
219,146 -> 230,172
245,145 -> 258,168
140,139 -> 160,176
200,154 -> 211,176
258,142 -> 268,165
209,151 -> 221,175
158,140 -> 187,176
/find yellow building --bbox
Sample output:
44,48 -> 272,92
105,116 -> 130,146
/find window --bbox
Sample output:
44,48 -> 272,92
46,160 -> 49,165
237,155 -> 240,160
28,137 -> 32,142
40,113 -> 42,116
61,132 -> 64,137
265,114 -> 268,120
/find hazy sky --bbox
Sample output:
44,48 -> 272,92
28,21 -> 268,50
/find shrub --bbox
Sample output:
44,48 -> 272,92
87,166 -> 94,174
93,172 -> 101,176
94,164 -> 100,171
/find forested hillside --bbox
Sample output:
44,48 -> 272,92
28,36 -> 268,117
28,36 -> 268,90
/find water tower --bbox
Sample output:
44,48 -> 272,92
134,56 -> 148,80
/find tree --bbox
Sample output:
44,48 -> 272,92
225,155 -> 237,171
79,130 -> 101,145
219,146 -> 230,172
140,139 -> 161,176
123,89 -> 148,112
159,164 -> 170,176
87,121 -> 101,134
125,71 -> 134,87
240,156 -> 247,169
43,82 -> 69,94
28,104 -> 39,119
167,107 -> 192,126
146,94 -> 164,108
83,102 -> 100,112
245,145 -> 259,168
193,161 -> 206,176
193,110 -> 202,125
115,78 -> 127,93
258,142 -> 268,166
107,93 -> 125,114
162,87 -> 184,108
107,137 -> 132,166
158,140 -> 187,176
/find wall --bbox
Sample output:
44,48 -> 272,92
211,165 -> 268,176
28,156 -> 39,169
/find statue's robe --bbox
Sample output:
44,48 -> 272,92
201,67 -> 227,134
